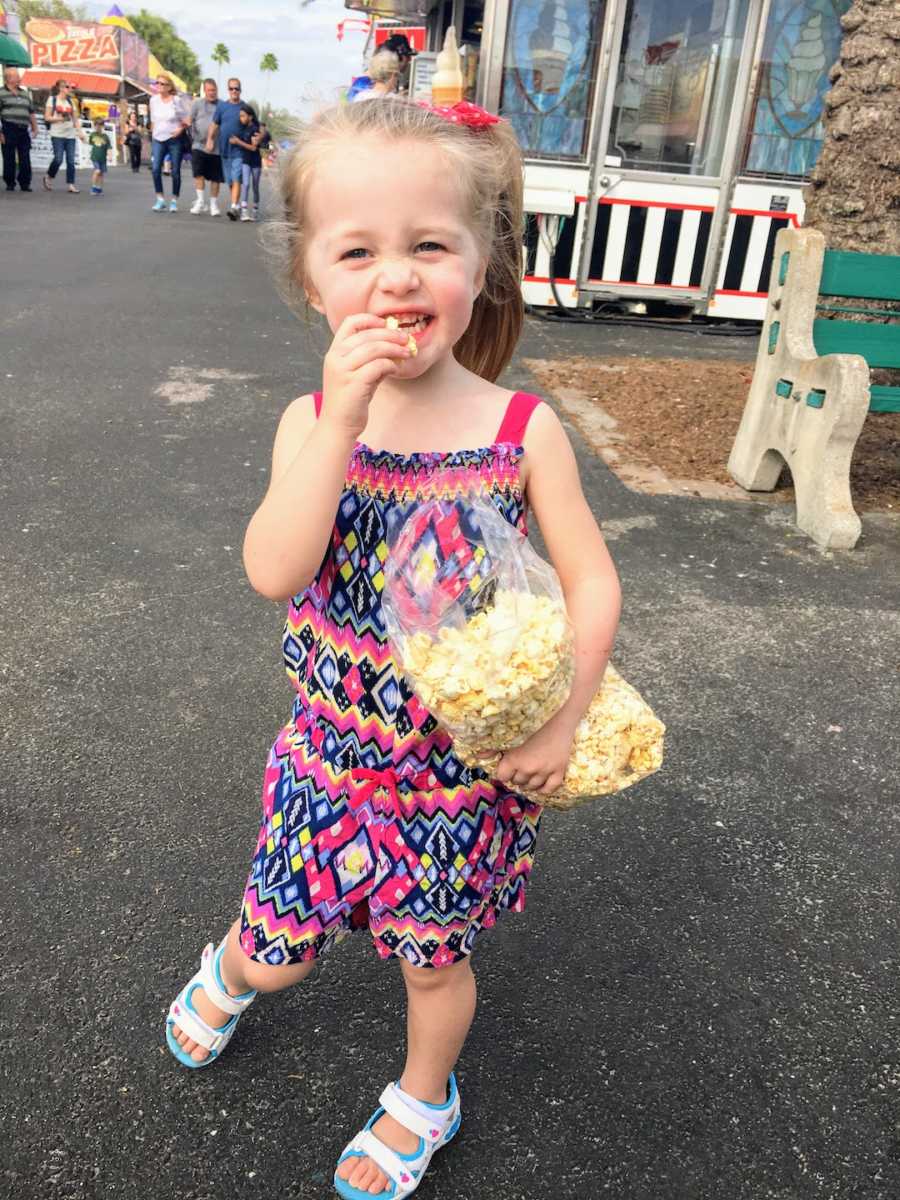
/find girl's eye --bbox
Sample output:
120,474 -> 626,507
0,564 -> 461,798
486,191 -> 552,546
341,248 -> 369,261
416,241 -> 445,253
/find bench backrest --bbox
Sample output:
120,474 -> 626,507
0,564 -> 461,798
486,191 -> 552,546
811,248 -> 900,413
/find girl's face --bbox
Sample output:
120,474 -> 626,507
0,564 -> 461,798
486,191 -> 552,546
239,110 -> 251,126
303,137 -> 486,380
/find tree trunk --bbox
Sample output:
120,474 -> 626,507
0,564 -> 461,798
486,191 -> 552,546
803,0 -> 900,255
803,0 -> 900,396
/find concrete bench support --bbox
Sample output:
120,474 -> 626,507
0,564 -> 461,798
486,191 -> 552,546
727,227 -> 870,550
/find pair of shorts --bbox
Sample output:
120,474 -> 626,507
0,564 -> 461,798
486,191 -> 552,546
239,707 -> 540,970
91,161 -> 106,175
191,148 -> 223,182
221,152 -> 243,185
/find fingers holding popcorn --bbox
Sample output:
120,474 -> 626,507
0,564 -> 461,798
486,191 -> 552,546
321,314 -> 413,435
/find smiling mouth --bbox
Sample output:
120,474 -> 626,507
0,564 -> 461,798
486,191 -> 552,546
384,313 -> 433,334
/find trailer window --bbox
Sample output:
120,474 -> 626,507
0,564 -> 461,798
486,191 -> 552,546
498,0 -> 605,159
607,0 -> 751,176
743,0 -> 851,179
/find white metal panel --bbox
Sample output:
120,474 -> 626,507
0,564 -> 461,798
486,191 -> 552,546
671,208 -> 702,286
600,203 -> 630,281
636,206 -> 666,284
739,215 -> 775,294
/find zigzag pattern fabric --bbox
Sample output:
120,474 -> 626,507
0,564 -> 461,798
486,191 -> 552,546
240,417 -> 543,969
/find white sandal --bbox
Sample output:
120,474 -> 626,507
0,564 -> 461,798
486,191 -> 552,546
165,940 -> 257,1068
334,1074 -> 461,1199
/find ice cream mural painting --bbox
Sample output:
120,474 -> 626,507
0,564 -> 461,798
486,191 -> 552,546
499,0 -> 602,157
746,0 -> 851,177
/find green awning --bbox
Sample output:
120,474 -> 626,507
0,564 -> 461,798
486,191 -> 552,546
0,34 -> 32,68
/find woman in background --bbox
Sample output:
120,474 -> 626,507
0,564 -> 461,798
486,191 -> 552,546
148,74 -> 190,213
43,80 -> 86,193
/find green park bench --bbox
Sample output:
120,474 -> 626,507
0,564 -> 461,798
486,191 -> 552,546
728,226 -> 900,549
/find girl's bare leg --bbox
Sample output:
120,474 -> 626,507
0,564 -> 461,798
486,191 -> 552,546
337,956 -> 476,1195
170,918 -> 316,1063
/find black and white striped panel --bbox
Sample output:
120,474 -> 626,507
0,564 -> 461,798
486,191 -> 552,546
586,200 -> 713,287
719,211 -> 792,295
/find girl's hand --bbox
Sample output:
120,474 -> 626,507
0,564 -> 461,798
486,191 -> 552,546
320,313 -> 412,439
492,709 -> 577,797
229,134 -> 239,144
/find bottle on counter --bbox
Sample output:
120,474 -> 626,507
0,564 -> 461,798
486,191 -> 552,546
431,26 -> 464,106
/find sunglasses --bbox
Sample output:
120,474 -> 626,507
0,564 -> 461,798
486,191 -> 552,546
229,86 -> 241,92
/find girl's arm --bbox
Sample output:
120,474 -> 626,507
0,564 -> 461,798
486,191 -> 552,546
243,397 -> 357,600
230,135 -> 254,150
493,404 -> 621,794
527,404 -> 621,728
243,314 -> 413,600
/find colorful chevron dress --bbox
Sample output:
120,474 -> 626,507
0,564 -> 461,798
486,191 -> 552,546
239,391 -> 545,969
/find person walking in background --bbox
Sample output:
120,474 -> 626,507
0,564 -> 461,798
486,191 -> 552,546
189,78 -> 223,217
350,50 -> 401,103
43,80 -> 85,194
206,77 -> 244,222
89,116 -> 111,195
124,112 -> 143,173
0,66 -> 38,192
230,102 -> 262,222
149,74 -> 190,213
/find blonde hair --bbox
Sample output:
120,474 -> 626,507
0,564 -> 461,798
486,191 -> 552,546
368,50 -> 400,84
265,99 -> 524,382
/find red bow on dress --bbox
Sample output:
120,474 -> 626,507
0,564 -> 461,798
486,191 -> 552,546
350,767 -> 404,820
416,100 -> 502,129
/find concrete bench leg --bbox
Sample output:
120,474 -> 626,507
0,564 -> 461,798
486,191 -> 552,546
727,227 -> 871,551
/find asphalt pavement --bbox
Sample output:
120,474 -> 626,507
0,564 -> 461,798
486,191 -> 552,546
2,168 -> 899,1200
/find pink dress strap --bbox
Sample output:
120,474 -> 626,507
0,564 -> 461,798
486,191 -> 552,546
313,391 -> 323,418
495,392 -> 543,447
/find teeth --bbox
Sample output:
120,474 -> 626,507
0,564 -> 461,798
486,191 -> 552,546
385,315 -> 430,332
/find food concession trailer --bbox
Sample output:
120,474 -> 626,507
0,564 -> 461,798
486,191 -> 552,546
345,0 -> 850,320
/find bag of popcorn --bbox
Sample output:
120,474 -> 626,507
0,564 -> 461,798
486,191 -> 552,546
383,497 -> 576,761
512,664 -> 665,811
383,498 -> 665,812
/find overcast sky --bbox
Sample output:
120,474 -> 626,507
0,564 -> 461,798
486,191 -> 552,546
78,0 -> 371,114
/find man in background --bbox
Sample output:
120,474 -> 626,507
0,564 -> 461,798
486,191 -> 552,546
190,78 -> 223,216
206,76 -> 245,221
0,67 -> 38,193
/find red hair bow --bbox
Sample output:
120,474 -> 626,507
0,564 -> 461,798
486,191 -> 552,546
417,100 -> 502,129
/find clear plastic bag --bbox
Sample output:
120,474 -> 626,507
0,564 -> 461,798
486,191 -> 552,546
383,497 -> 575,760
517,664 -> 665,811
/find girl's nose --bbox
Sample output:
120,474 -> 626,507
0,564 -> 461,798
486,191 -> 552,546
377,257 -> 419,294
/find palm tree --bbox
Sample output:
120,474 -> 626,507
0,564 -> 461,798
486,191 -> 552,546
802,0 -> 900,389
211,43 -> 230,87
259,52 -> 279,118
803,0 -> 900,256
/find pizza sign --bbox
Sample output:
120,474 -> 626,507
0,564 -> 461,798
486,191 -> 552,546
26,19 -> 120,74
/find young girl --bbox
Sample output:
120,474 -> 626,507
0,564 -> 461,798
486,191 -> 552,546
166,97 -> 621,1199
229,102 -> 262,222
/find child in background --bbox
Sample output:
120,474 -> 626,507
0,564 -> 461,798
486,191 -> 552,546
165,98 -> 621,1199
89,117 -> 110,195
229,101 -> 261,222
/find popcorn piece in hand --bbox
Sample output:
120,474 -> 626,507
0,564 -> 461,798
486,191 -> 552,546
385,315 -> 417,356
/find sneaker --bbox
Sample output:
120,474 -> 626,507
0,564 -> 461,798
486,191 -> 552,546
227,205 -> 239,222
152,198 -> 166,212
91,186 -> 102,195
190,196 -> 207,214
250,206 -> 259,222
169,199 -> 178,213
239,206 -> 251,222
209,200 -> 221,217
